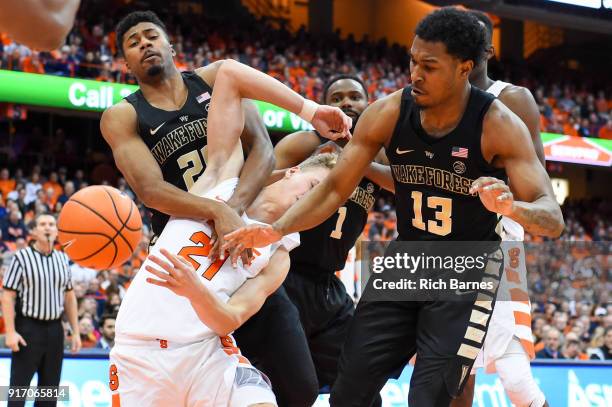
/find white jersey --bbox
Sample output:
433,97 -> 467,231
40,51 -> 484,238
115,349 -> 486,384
475,81 -> 534,371
115,178 -> 299,344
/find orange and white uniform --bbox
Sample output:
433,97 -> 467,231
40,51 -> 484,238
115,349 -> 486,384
472,81 -> 545,407
111,178 -> 299,407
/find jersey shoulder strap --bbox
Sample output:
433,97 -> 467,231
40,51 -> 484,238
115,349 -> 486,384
486,80 -> 511,97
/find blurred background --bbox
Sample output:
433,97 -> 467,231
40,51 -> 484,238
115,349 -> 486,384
0,0 -> 610,406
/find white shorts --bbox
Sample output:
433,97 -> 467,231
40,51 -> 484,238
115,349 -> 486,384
109,335 -> 277,407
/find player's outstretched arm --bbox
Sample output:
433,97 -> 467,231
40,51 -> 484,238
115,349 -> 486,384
471,100 -> 564,237
223,91 -> 402,249
145,248 -> 290,336
210,59 -> 352,141
0,0 -> 80,50
100,101 -> 241,226
225,100 -> 275,215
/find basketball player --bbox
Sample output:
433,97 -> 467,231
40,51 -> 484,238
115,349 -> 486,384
100,11 -> 351,264
233,75 -> 383,406
450,11 -> 548,407
223,8 -> 564,406
0,0 -> 80,50
111,114 -> 339,405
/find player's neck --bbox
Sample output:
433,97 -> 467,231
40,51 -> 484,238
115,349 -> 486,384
138,68 -> 186,108
420,82 -> 471,137
471,72 -> 495,92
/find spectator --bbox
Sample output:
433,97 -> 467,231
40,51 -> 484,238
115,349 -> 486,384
589,327 -> 612,360
24,172 -> 42,205
96,314 -> 116,350
57,181 -> 76,205
561,333 -> 584,360
78,316 -> 98,348
1,210 -> 27,242
0,168 -> 15,200
536,327 -> 564,359
599,119 -> 612,140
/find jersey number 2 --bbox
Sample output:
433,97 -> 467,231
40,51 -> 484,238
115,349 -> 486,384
177,146 -> 208,189
177,231 -> 226,280
411,191 -> 452,236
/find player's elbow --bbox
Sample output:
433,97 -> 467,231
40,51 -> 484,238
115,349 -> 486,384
37,16 -> 71,50
216,59 -> 242,82
135,182 -> 161,208
550,210 -> 565,238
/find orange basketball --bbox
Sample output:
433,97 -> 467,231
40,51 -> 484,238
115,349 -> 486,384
57,185 -> 142,270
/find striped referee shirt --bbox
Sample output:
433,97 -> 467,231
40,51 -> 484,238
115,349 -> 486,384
3,246 -> 73,320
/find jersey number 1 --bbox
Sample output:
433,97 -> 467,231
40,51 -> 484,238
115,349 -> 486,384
177,231 -> 226,280
411,191 -> 452,236
330,206 -> 347,239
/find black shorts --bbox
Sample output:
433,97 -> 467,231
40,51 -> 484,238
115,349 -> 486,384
283,268 -> 355,387
233,267 -> 356,406
330,250 -> 504,407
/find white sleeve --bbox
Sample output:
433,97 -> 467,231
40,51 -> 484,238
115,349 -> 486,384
270,232 -> 300,253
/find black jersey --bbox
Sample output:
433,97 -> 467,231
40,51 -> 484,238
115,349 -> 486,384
125,71 -> 213,235
290,132 -> 381,273
386,86 -> 506,241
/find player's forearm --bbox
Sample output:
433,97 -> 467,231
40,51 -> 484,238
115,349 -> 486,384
508,196 -> 565,237
217,59 -> 307,116
274,178 -> 348,235
226,112 -> 275,214
64,291 -> 80,335
1,292 -> 17,334
365,163 -> 394,192
140,182 -> 224,222
189,288 -> 242,336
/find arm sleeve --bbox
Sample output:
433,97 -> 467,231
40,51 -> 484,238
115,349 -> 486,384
3,254 -> 23,291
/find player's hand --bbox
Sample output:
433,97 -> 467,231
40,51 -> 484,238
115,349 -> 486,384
470,177 -> 514,216
223,223 -> 283,252
145,248 -> 205,300
312,105 -> 352,141
209,203 -> 254,268
5,331 -> 27,352
71,334 -> 82,354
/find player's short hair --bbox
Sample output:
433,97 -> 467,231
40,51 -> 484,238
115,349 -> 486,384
115,10 -> 168,56
415,7 -> 487,66
468,10 -> 493,45
298,152 -> 338,171
322,75 -> 369,103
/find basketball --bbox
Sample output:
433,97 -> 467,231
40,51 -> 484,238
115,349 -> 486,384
57,185 -> 142,270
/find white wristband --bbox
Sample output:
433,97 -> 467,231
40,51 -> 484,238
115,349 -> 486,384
298,99 -> 319,123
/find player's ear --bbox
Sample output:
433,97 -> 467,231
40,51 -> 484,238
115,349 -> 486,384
284,167 -> 300,179
486,45 -> 495,61
170,44 -> 176,56
459,60 -> 473,79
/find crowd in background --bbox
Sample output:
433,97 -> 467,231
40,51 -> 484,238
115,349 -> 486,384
1,5 -> 611,139
0,167 -> 610,360
0,4 -> 610,361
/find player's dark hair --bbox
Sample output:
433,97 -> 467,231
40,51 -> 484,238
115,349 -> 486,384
115,10 -> 168,56
322,75 -> 369,103
415,7 -> 487,65
468,10 -> 493,45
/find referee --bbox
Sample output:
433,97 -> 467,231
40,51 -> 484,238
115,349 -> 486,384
1,213 -> 81,406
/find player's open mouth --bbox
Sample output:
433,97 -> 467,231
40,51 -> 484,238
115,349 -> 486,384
412,87 -> 425,96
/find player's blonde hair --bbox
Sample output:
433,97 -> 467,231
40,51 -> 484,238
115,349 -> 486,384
298,152 -> 338,171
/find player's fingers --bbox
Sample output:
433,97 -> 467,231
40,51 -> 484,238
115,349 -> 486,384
483,182 -> 508,193
161,249 -> 189,270
145,265 -> 172,282
145,277 -> 172,288
497,192 -> 513,201
469,177 -> 499,194
19,336 -> 27,347
148,255 -> 175,274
